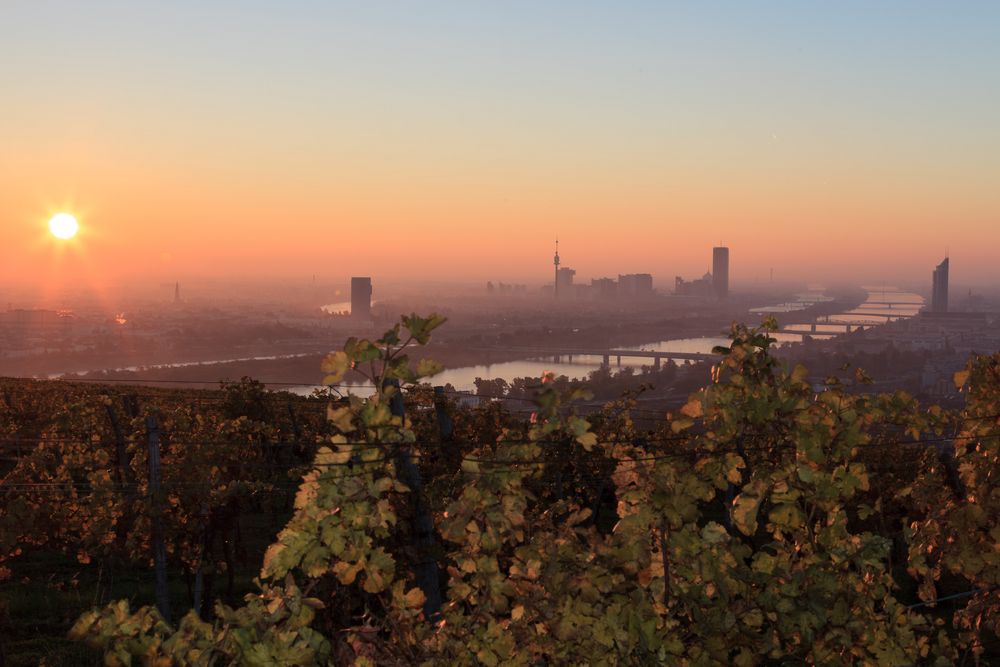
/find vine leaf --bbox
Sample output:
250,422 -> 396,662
732,480 -> 767,536
320,351 -> 351,385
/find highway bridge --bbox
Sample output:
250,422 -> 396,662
485,298 -> 924,369
847,301 -> 923,308
484,347 -> 718,369
485,326 -> 880,369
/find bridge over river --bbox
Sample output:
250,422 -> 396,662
483,324 -> 880,370
482,347 -> 718,369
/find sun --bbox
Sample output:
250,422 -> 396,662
48,213 -> 79,240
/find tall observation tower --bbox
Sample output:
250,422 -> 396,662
553,239 -> 560,298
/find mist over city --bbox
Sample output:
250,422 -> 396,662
3,247 -> 998,408
2,3 -> 1000,665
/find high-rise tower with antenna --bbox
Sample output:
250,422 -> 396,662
553,239 -> 560,298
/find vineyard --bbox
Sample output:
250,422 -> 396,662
2,313 -> 1000,665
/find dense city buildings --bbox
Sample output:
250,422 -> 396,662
548,242 -> 652,300
713,246 -> 730,299
675,246 -> 730,298
351,276 -> 373,318
557,267 -> 576,294
0,308 -> 76,344
591,277 -> 618,299
487,282 -> 528,294
932,257 -> 949,313
674,273 -> 714,297
618,273 -> 654,297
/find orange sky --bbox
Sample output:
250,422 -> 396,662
2,3 -> 998,293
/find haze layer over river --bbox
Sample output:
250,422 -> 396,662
299,287 -> 925,395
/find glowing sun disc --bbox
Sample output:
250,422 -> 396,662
49,213 -> 79,239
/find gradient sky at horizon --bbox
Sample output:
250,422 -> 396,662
2,1 -> 998,293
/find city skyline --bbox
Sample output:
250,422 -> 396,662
5,5 -> 1000,664
2,2 -> 998,291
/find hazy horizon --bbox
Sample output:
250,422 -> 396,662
5,5 -> 1000,662
2,2 -> 998,290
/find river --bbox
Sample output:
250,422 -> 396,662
53,287 -> 924,395
295,286 -> 925,396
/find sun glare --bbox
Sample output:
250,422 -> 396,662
48,213 -> 79,240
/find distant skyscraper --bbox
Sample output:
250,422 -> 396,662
932,257 -> 949,313
712,246 -> 729,299
351,277 -> 373,318
557,266 -> 576,293
174,282 -> 180,303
